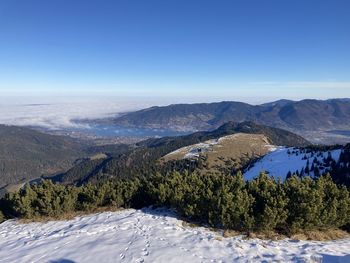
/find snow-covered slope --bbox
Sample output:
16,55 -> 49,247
244,147 -> 342,181
1,208 -> 350,263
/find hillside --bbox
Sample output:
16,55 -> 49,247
244,144 -> 350,185
0,125 -> 86,190
161,133 -> 276,175
138,121 -> 309,149
113,101 -> 258,132
56,122 -> 309,185
1,208 -> 349,263
244,146 -> 342,181
111,99 -> 350,143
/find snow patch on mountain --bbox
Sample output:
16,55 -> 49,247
164,138 -> 221,159
244,147 -> 342,181
0,208 -> 350,263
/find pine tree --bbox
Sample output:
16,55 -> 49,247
314,166 -> 320,178
247,172 -> 288,231
284,176 -> 324,231
305,165 -> 310,175
310,163 -> 315,172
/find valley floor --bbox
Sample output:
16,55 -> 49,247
0,208 -> 350,263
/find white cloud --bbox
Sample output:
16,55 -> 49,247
0,96 -> 156,130
1,82 -> 349,130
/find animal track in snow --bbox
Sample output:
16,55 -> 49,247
1,208 -> 350,263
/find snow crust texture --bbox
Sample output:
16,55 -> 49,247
1,208 -> 350,263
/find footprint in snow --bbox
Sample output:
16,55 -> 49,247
179,246 -> 190,252
141,245 -> 150,257
120,253 -> 125,260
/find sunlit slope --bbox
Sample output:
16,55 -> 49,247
244,147 -> 343,181
161,133 -> 276,173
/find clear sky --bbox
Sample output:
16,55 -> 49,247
0,0 -> 350,102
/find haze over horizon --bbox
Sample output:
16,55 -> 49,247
1,0 -> 350,102
1,0 -> 350,128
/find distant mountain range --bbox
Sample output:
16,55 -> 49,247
1,98 -> 350,190
112,99 -> 350,140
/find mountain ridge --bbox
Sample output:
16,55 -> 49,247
56,121 -> 309,185
112,99 -> 350,141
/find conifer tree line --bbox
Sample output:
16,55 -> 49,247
1,172 -> 350,234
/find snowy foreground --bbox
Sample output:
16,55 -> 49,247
1,208 -> 350,263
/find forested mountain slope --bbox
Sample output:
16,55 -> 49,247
56,122 -> 310,185
0,125 -> 86,189
112,99 -> 350,135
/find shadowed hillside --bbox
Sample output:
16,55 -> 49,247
0,125 -> 86,190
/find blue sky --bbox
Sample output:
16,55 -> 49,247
0,0 -> 350,102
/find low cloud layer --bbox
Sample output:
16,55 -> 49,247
0,96 -> 157,130
1,94 -> 342,130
